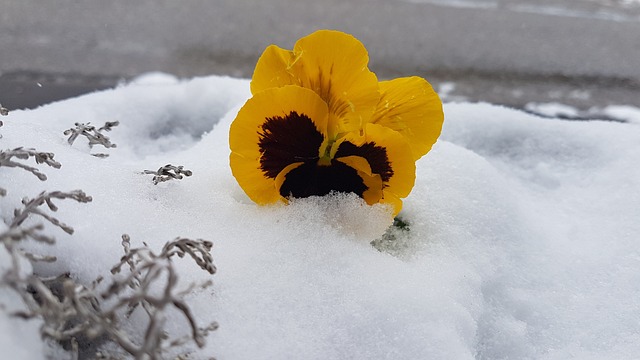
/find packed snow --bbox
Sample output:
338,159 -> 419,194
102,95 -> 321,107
1,74 -> 639,359
525,101 -> 640,123
402,0 -> 640,22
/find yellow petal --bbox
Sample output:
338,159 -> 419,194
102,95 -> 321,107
364,123 -> 416,198
336,155 -> 383,205
230,152 -> 283,204
338,123 -> 416,215
229,86 -> 329,204
274,162 -> 304,196
370,76 -> 444,160
251,30 -> 380,136
249,45 -> 296,94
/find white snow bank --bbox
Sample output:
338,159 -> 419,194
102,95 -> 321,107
599,104 -> 640,124
1,75 -> 639,359
525,102 -> 581,118
526,101 -> 640,123
0,228 -> 48,360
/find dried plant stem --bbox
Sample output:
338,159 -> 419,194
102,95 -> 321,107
10,190 -> 93,239
2,229 -> 217,359
0,147 -> 61,181
64,121 -> 119,150
143,164 -> 193,185
0,133 -> 216,358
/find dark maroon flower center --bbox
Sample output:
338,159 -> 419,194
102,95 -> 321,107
257,111 -> 392,199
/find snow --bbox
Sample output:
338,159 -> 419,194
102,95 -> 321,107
1,74 -> 640,359
599,104 -> 640,124
525,102 -> 581,118
0,240 -> 47,360
525,101 -> 640,123
402,0 -> 640,22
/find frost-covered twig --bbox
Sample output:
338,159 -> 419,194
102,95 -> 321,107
1,190 -> 92,266
107,235 -> 217,353
64,121 -> 119,149
0,235 -> 218,359
98,121 -> 119,133
10,190 -> 93,237
27,235 -> 216,359
0,143 -> 215,357
143,164 -> 193,185
0,147 -> 61,181
0,189 -> 94,343
0,195 -> 101,356
0,103 -> 7,139
162,238 -> 216,275
2,231 -> 217,359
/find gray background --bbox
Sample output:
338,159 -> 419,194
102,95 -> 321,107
1,0 -> 639,112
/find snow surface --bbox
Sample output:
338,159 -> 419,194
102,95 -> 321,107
402,0 -> 640,22
525,101 -> 640,123
1,74 -> 640,359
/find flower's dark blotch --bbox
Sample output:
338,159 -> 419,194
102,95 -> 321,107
336,141 -> 394,182
257,110 -> 384,200
258,111 -> 323,178
279,160 -> 367,199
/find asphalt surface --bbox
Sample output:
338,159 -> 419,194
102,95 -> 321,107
1,0 -> 639,113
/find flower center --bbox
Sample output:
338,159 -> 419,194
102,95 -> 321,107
257,111 -> 392,200
279,160 -> 368,198
335,141 -> 393,183
257,111 -> 323,179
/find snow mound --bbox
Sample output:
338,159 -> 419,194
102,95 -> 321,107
1,75 -> 639,359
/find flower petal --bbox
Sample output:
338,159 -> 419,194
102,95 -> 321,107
279,160 -> 370,199
363,123 -> 416,199
337,123 -> 416,215
370,76 -> 444,160
249,44 -> 297,93
336,155 -> 384,205
274,162 -> 304,200
229,86 -> 329,204
251,30 -> 380,136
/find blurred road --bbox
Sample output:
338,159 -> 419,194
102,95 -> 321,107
1,0 -> 639,112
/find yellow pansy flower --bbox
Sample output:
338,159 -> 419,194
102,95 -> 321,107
250,30 -> 444,159
229,30 -> 444,215
251,30 -> 380,138
229,85 -> 415,215
371,76 -> 444,160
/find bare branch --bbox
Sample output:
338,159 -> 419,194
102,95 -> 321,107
0,147 -> 61,181
98,121 -> 119,132
64,121 -> 118,151
162,238 -> 216,275
2,233 -> 217,359
100,234 -> 217,358
143,164 -> 193,185
0,104 -> 6,139
0,179 -> 215,359
22,252 -> 57,263
10,190 -> 93,231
